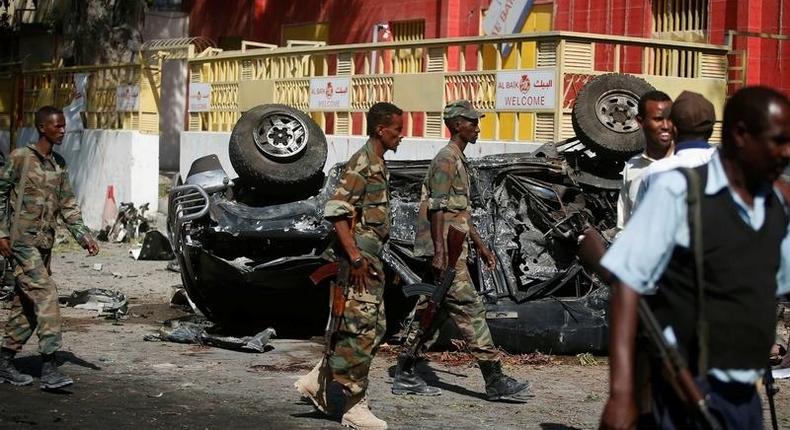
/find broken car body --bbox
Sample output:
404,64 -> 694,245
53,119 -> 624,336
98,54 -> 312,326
168,74 -> 655,354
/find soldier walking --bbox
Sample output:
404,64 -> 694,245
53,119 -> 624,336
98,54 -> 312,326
391,100 -> 530,402
295,102 -> 403,430
0,106 -> 99,390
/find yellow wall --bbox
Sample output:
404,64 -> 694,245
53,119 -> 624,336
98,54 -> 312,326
282,23 -> 330,76
480,3 -> 552,141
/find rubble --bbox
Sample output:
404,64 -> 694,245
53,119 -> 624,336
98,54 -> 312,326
143,315 -> 276,353
61,288 -> 128,316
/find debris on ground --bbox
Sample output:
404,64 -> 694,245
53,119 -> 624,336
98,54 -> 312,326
129,230 -> 175,261
61,288 -> 128,316
576,352 -> 599,366
169,287 -> 198,313
248,363 -> 314,373
165,259 -> 180,273
92,263 -> 103,271
143,315 -> 276,353
97,202 -> 151,243
377,343 -> 557,367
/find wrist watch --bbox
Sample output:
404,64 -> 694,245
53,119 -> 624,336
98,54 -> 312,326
351,256 -> 364,268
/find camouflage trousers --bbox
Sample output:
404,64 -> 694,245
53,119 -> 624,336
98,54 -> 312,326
402,243 -> 500,363
2,245 -> 61,355
328,251 -> 386,396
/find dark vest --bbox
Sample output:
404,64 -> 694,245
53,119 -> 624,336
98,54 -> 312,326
650,165 -> 787,372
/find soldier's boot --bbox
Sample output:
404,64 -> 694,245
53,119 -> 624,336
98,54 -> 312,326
294,360 -> 329,413
0,348 -> 33,386
341,394 -> 388,430
391,354 -> 441,396
40,354 -> 73,390
479,360 -> 530,402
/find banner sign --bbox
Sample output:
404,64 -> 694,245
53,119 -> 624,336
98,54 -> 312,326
495,69 -> 556,111
309,77 -> 351,110
483,0 -> 534,58
116,85 -> 140,112
188,83 -> 212,112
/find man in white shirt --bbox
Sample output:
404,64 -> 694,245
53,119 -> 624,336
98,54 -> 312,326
616,91 -> 674,232
636,91 -> 716,205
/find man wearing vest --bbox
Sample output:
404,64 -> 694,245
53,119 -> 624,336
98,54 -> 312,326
295,102 -> 403,430
599,86 -> 790,430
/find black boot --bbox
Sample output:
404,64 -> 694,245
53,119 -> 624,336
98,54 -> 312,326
40,354 -> 73,390
479,360 -> 530,402
0,348 -> 33,386
391,353 -> 441,396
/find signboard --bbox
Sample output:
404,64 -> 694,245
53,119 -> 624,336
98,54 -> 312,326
188,83 -> 212,112
483,0 -> 534,58
116,85 -> 140,112
495,69 -> 556,111
309,77 -> 351,110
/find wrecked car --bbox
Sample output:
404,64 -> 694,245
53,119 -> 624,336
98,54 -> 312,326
168,74 -> 655,354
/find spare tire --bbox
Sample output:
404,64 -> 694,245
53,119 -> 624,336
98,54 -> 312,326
572,73 -> 656,157
229,104 -> 327,186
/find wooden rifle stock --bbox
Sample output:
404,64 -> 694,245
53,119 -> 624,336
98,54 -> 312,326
409,225 -> 467,355
577,225 -> 721,430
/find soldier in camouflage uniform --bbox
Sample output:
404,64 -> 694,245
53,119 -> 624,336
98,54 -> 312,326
294,102 -> 403,430
392,100 -> 530,402
0,106 -> 99,390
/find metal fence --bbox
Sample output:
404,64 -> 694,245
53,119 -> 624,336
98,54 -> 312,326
0,31 -> 730,143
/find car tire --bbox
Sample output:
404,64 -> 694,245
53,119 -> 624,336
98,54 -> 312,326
572,73 -> 656,157
229,104 -> 328,187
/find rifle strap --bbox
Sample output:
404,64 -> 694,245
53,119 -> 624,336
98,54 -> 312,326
679,167 -> 708,376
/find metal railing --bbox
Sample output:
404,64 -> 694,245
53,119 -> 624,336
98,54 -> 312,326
186,31 -> 730,142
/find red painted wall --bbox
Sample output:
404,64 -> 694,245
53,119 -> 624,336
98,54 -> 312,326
185,0 -> 790,95
187,0 -> 489,46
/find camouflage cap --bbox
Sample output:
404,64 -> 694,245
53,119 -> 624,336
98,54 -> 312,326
443,100 -> 484,120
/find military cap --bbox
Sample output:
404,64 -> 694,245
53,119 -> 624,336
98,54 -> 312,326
443,100 -> 484,120
670,91 -> 715,136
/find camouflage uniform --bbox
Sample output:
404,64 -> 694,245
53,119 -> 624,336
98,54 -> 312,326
0,145 -> 91,355
323,139 -> 390,396
407,142 -> 500,363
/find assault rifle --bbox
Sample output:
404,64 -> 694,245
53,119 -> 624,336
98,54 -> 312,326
401,225 -> 467,356
577,226 -> 722,430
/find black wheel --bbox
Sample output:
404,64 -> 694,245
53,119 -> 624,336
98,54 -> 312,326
572,73 -> 656,158
229,104 -> 327,186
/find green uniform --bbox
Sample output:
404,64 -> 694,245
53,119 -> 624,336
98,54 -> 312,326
407,142 -> 500,363
0,145 -> 91,355
323,140 -> 390,396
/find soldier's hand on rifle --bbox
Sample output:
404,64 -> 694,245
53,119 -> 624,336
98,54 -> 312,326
479,244 -> 496,270
84,238 -> 100,256
599,393 -> 638,430
0,237 -> 11,258
350,256 -> 374,293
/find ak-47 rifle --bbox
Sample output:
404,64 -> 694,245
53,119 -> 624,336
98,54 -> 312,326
577,226 -> 722,430
401,225 -> 467,357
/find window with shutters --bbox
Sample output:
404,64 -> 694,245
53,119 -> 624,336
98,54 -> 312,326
650,0 -> 709,77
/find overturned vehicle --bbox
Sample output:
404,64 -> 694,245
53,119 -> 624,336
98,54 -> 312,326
169,74 -> 654,354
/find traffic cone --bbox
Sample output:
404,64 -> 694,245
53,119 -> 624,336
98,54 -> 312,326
101,185 -> 117,231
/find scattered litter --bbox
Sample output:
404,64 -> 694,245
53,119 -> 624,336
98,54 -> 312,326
147,392 -> 164,398
169,288 -> 199,314
61,288 -> 128,316
92,263 -> 103,271
144,315 -> 276,353
166,259 -> 180,273
248,363 -> 313,373
577,352 -> 598,366
111,272 -> 124,278
130,230 -> 175,261
97,202 -> 151,243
